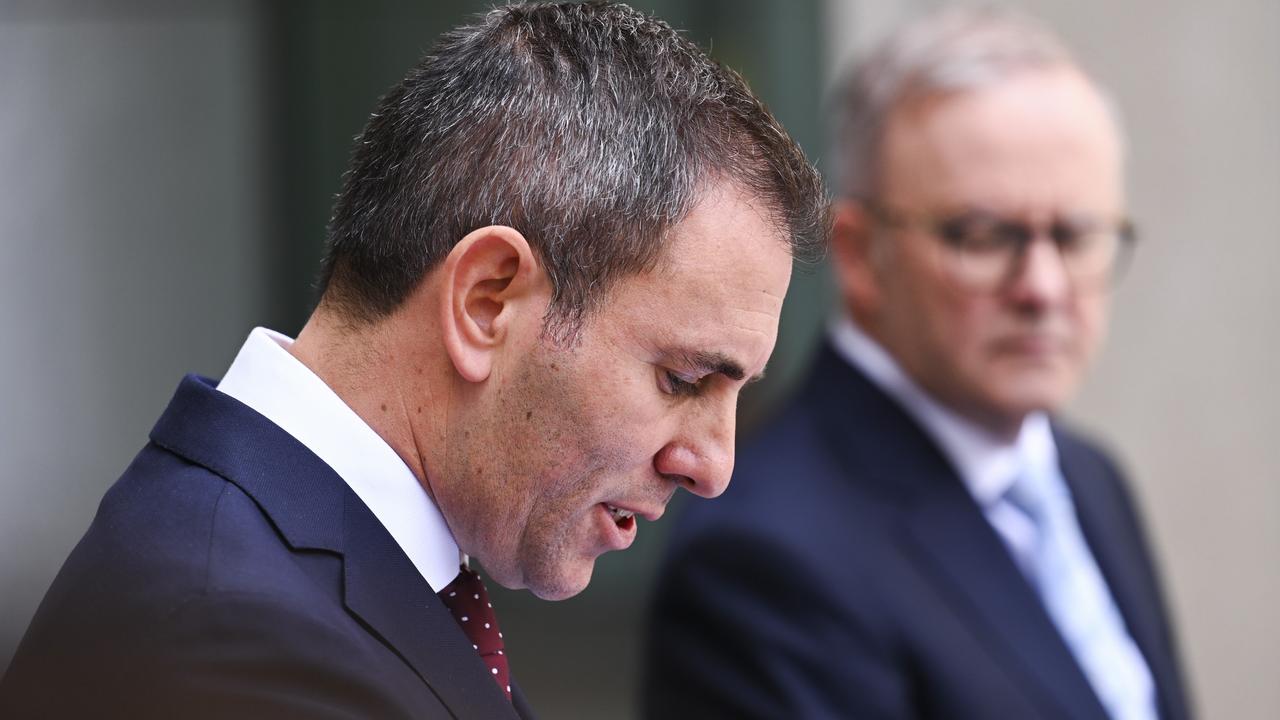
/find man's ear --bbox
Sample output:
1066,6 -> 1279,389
438,225 -> 545,383
830,199 -> 886,314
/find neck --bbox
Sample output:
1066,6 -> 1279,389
849,307 -> 1027,444
289,305 -> 449,494
965,406 -> 1026,445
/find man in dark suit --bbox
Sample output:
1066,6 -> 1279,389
644,7 -> 1190,720
0,3 -> 827,717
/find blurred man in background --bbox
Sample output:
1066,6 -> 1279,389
645,7 -> 1190,719
0,3 -> 826,718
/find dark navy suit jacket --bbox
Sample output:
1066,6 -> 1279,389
643,344 -> 1190,720
1,376 -> 535,719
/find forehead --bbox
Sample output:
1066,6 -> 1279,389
880,67 -> 1124,214
597,182 -> 793,372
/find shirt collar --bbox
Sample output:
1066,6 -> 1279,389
216,327 -> 461,591
827,313 -> 1058,508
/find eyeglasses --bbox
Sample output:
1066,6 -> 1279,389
865,201 -> 1137,293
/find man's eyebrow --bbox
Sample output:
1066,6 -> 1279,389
666,349 -> 764,384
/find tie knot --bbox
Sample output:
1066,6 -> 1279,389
438,566 -> 505,655
438,565 -> 511,700
1003,460 -> 1065,526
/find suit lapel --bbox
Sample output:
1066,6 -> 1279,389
341,492 -> 519,719
510,680 -> 538,720
1059,436 -> 1189,720
807,346 -> 1108,720
903,490 -> 1108,720
150,375 -> 519,719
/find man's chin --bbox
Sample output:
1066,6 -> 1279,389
985,387 -> 1072,428
522,561 -> 595,601
1012,381 -> 1076,413
983,364 -> 1078,409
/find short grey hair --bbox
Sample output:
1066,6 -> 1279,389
321,1 -> 828,340
832,5 -> 1083,198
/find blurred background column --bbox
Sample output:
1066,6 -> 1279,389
0,0 -> 270,672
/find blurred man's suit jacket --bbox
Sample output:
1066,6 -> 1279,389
0,376 -> 534,719
644,343 -> 1190,720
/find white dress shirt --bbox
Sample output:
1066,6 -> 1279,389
827,313 -> 1051,566
216,327 -> 461,592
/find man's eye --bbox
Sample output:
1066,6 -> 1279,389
1051,222 -> 1094,254
938,217 -> 1001,252
662,370 -> 701,396
935,218 -> 973,248
937,214 -> 1021,255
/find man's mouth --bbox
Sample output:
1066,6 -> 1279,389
605,503 -> 636,531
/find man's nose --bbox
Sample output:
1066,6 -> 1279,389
1006,234 -> 1072,306
654,400 -> 736,499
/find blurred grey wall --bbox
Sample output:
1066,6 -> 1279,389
0,0 -> 270,671
826,1 -> 1280,718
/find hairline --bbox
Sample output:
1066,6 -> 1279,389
832,8 -> 1127,201
542,177 -> 797,345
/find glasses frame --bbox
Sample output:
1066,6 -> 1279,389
862,199 -> 1139,293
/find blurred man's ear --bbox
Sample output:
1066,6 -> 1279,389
830,199 -> 886,317
437,225 -> 546,383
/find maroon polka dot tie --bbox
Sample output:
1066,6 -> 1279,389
438,565 -> 511,701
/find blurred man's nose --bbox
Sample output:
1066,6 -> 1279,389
1006,234 -> 1073,307
654,400 -> 736,499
